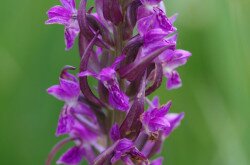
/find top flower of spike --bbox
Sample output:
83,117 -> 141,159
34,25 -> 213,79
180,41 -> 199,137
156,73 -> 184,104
45,0 -> 79,50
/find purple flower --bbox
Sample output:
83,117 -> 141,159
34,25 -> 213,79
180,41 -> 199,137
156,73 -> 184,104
139,112 -> 184,158
142,97 -> 185,139
136,10 -> 178,75
45,0 -> 79,50
111,138 -> 149,164
47,72 -> 80,105
47,68 -> 79,136
79,55 -> 130,111
162,49 -> 191,90
137,7 -> 176,36
163,49 -> 191,72
140,100 -> 172,139
47,66 -> 97,136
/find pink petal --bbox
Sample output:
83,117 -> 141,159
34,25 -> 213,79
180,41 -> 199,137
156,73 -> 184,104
47,6 -> 71,20
59,78 -> 80,98
60,0 -> 76,11
56,111 -> 74,136
166,71 -> 182,90
64,27 -> 79,50
47,85 -> 72,101
57,146 -> 84,165
45,17 -> 69,25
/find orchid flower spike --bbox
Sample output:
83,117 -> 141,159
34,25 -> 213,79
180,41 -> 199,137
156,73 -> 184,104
45,0 -> 191,164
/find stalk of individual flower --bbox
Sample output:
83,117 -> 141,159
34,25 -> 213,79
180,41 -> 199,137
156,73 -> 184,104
45,0 -> 191,164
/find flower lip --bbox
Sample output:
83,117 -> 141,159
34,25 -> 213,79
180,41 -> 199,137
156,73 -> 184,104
45,0 -> 79,50
140,100 -> 172,138
47,67 -> 80,103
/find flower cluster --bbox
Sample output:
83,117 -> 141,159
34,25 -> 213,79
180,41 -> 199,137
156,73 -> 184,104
45,0 -> 190,164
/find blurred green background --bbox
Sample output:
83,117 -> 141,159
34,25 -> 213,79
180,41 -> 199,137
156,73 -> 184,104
0,0 -> 250,164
